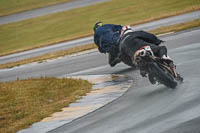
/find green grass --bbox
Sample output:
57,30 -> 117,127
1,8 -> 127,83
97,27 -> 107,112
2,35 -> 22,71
149,18 -> 200,34
1,18 -> 200,70
0,0 -> 200,56
0,0 -> 72,17
0,77 -> 92,133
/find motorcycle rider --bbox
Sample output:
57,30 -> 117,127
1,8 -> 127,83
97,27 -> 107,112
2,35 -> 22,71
93,22 -> 122,67
93,22 -> 166,67
119,26 -> 173,83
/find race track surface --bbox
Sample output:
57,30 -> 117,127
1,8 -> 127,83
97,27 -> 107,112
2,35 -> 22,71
47,28 -> 200,133
1,28 -> 200,133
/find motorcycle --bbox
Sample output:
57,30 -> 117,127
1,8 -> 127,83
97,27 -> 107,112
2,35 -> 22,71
124,46 -> 183,88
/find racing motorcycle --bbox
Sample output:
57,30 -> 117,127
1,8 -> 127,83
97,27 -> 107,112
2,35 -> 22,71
122,46 -> 183,88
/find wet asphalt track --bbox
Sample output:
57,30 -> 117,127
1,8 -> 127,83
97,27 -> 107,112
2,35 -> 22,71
1,28 -> 200,132
47,28 -> 200,133
47,29 -> 200,133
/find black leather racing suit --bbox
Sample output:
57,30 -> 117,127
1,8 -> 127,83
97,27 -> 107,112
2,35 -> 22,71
119,30 -> 167,77
119,31 -> 167,59
109,30 -> 165,67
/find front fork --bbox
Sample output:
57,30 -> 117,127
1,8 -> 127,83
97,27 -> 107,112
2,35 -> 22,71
160,62 -> 177,78
171,65 -> 178,78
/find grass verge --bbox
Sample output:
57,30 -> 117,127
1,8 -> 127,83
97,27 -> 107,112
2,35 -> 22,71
0,0 -> 199,56
0,0 -> 72,17
0,19 -> 200,70
149,19 -> 200,34
0,77 -> 92,133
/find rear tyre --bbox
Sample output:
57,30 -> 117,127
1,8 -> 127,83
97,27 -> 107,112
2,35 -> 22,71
150,63 -> 177,88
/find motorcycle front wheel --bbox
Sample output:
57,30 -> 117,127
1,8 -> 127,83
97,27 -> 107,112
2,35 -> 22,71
150,62 -> 177,89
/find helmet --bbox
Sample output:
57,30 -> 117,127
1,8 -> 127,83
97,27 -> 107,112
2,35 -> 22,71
93,22 -> 103,31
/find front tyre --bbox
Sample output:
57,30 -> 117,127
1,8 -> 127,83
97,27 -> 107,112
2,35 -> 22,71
150,62 -> 177,89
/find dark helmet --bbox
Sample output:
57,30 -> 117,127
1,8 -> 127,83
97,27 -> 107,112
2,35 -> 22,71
93,22 -> 103,31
